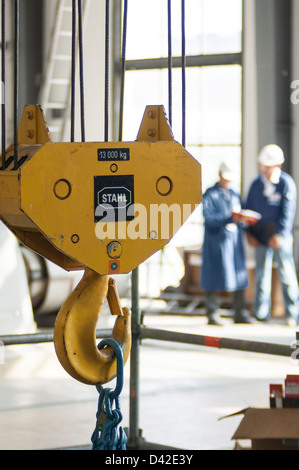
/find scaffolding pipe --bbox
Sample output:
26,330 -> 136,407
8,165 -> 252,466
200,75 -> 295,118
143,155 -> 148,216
140,327 -> 294,358
0,328 -> 112,346
0,326 -> 295,358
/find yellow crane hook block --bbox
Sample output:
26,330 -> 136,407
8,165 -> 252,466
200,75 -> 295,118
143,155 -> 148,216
0,104 -> 201,385
0,104 -> 201,275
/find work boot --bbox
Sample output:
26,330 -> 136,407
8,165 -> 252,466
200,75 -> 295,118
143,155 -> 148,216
207,312 -> 223,326
233,289 -> 254,323
234,310 -> 254,324
205,290 -> 223,325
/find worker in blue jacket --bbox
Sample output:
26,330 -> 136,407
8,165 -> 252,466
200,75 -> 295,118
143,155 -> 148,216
245,144 -> 299,325
200,162 -> 252,325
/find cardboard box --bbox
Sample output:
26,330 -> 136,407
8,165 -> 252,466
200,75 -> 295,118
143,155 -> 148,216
276,375 -> 299,408
232,408 -> 299,450
269,384 -> 284,408
285,375 -> 299,400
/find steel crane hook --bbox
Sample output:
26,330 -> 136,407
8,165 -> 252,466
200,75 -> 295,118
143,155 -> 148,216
54,269 -> 131,385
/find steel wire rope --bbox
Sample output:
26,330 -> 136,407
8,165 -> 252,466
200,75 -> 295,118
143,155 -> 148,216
167,0 -> 172,128
181,0 -> 186,147
70,0 -> 86,142
104,0 -> 110,142
1,0 -> 6,168
13,0 -> 19,168
118,0 -> 128,142
77,0 -> 85,142
70,0 -> 76,142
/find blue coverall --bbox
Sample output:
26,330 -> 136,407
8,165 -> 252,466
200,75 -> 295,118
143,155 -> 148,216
200,183 -> 249,322
246,171 -> 299,321
200,183 -> 249,291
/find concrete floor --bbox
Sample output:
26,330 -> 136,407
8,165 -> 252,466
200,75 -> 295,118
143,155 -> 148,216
0,312 -> 298,450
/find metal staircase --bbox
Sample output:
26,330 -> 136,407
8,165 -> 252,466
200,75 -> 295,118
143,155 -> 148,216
39,0 -> 90,142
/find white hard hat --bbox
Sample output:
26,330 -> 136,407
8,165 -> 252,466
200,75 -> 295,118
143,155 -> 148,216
258,145 -> 284,166
219,161 -> 234,181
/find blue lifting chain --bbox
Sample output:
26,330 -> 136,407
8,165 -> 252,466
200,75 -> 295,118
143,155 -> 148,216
91,338 -> 128,450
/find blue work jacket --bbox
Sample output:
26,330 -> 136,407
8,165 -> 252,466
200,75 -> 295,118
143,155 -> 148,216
245,171 -> 297,238
200,183 -> 249,291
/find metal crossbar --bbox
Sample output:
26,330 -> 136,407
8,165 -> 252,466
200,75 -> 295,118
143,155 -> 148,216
140,327 -> 293,357
0,328 -> 112,346
1,322 -> 297,451
0,326 -> 293,358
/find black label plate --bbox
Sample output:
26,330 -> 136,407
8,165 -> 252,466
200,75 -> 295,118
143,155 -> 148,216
97,148 -> 130,161
94,174 -> 134,222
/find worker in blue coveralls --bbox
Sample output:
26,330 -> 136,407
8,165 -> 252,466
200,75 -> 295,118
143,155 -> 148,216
245,144 -> 299,325
200,162 -> 253,325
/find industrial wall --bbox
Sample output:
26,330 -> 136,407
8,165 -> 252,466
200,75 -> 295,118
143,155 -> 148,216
2,0 -> 299,267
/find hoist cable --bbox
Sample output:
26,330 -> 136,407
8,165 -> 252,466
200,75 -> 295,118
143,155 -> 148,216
77,0 -> 85,142
70,0 -> 76,142
167,0 -> 172,128
181,0 -> 186,147
104,0 -> 110,142
118,0 -> 128,142
13,0 -> 19,168
1,0 -> 6,169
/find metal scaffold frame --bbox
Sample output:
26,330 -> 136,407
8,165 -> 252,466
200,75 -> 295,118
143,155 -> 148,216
0,305 -> 298,449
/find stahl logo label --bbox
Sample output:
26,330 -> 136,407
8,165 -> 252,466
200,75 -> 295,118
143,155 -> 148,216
97,186 -> 131,209
94,174 -> 134,222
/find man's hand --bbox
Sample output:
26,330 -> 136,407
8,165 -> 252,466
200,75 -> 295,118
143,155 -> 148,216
232,213 -> 243,224
268,234 -> 282,250
246,233 -> 260,248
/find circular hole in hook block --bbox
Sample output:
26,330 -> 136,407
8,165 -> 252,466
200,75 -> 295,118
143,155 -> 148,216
156,176 -> 173,196
54,179 -> 72,200
71,234 -> 80,244
110,163 -> 118,173
26,129 -> 34,139
149,230 -> 158,240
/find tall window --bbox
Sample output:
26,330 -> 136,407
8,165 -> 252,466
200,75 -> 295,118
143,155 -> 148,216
121,0 -> 243,290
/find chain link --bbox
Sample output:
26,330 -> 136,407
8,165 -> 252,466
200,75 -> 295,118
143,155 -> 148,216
91,339 -> 127,450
